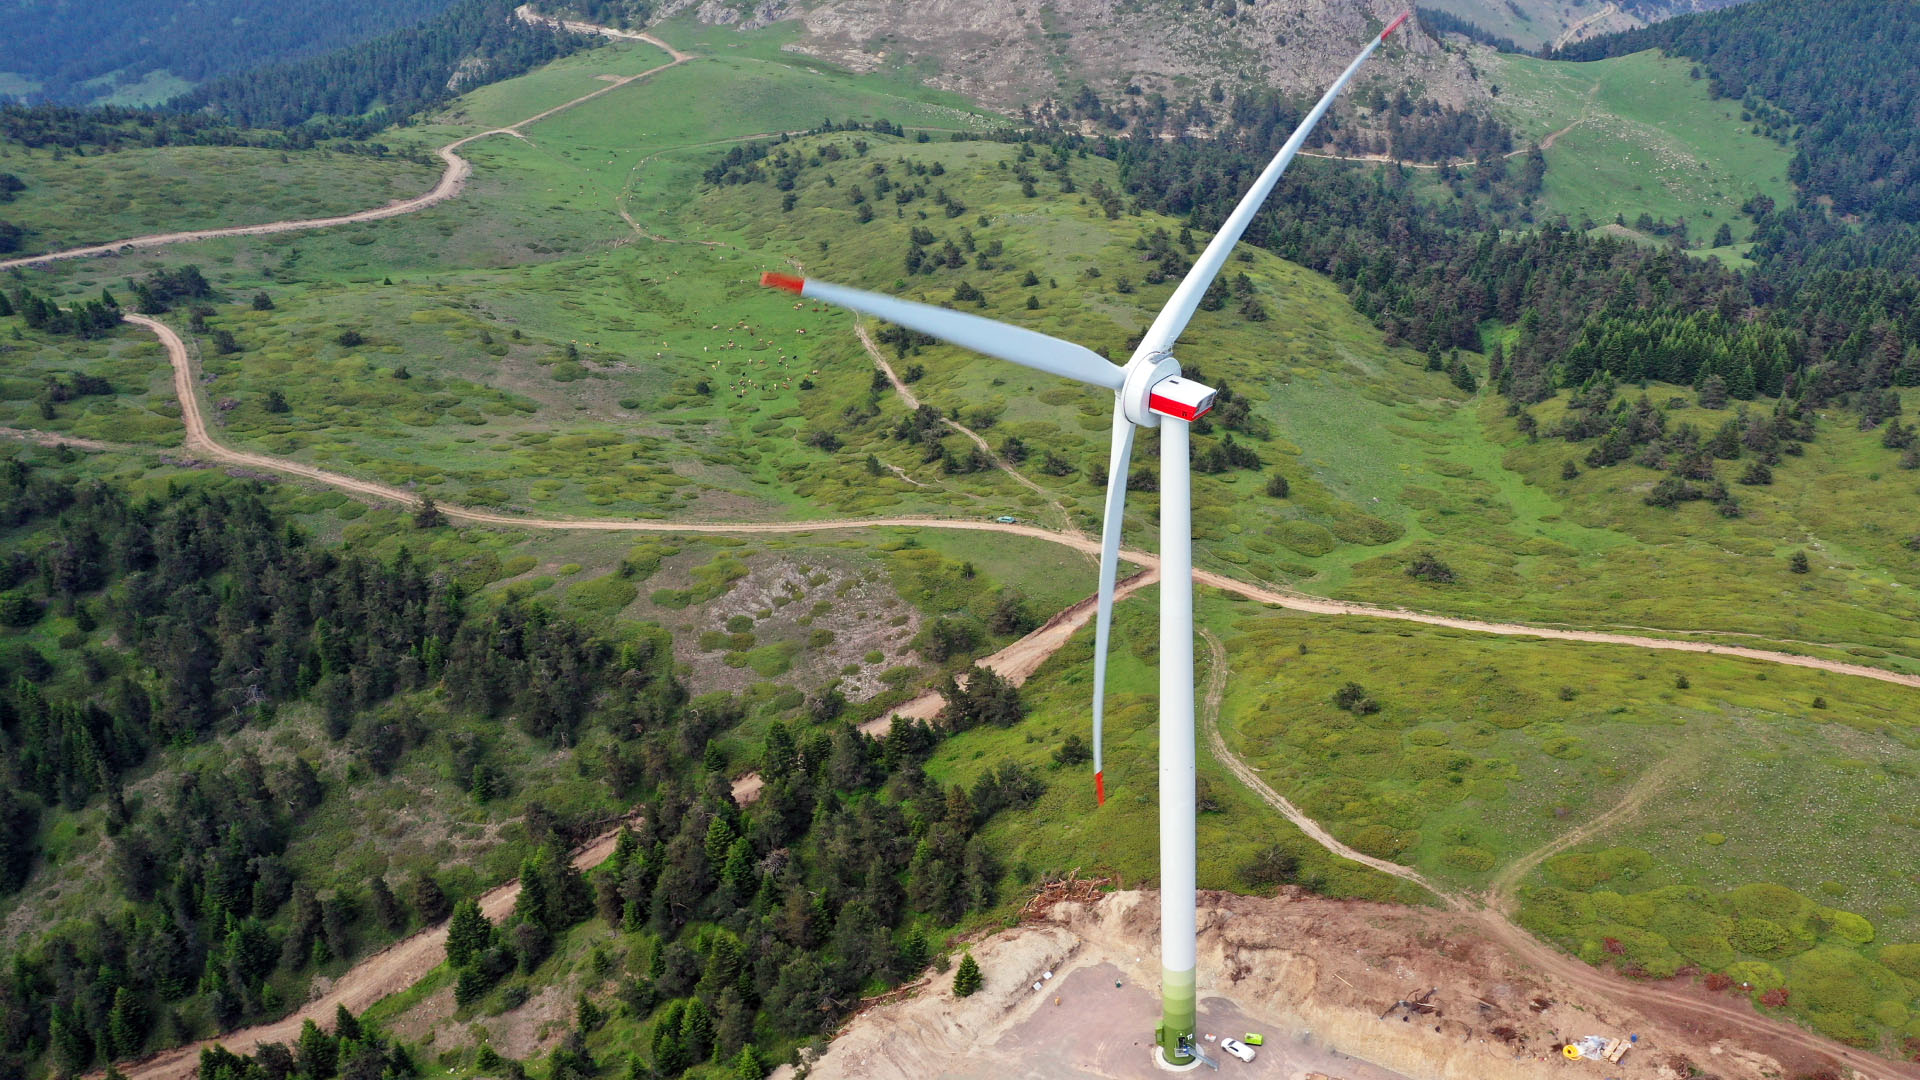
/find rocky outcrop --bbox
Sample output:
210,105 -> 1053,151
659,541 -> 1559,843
661,0 -> 1488,112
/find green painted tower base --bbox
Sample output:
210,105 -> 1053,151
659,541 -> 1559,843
1157,966 -> 1197,1064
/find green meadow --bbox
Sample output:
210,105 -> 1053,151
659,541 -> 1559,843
1480,48 -> 1796,248
6,32 -> 1915,666
0,143 -> 439,256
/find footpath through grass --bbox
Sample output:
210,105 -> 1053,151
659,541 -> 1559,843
1481,48 -> 1796,248
1209,600 -> 1920,1053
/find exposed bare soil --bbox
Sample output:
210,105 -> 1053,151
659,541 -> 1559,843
658,551 -> 924,701
113,826 -> 631,1080
763,0 -> 1482,114
794,889 -> 1839,1080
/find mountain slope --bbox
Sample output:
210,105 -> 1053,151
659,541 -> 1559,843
656,0 -> 1487,113
0,0 -> 461,105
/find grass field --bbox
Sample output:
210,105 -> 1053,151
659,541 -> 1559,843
1480,48 -> 1796,247
1420,0 -> 1623,50
1205,600 -> 1920,1049
0,143 -> 440,256
0,322 -> 182,444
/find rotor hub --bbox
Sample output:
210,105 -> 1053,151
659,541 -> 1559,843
1121,352 -> 1216,427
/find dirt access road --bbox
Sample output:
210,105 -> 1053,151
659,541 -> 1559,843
0,11 -> 689,272
113,826 -> 632,1080
1197,629 -> 1920,1080
127,311 -> 1920,695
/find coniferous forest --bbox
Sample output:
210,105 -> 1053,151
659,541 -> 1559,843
0,0 -> 460,106
172,0 -> 591,130
0,461 -> 1044,1080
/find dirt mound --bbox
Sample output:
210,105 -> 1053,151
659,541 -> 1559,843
797,889 -> 1799,1080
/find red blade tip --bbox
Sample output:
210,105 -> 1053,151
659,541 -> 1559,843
761,272 -> 805,294
1095,771 -> 1106,805
1382,10 -> 1410,39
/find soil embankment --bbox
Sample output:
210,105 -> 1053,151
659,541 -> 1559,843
799,889 -> 1817,1080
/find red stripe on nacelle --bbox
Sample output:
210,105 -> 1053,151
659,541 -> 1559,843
761,272 -> 806,294
1095,771 -> 1105,805
1382,10 -> 1411,38
1148,393 -> 1212,422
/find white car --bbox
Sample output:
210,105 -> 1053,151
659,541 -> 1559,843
1219,1037 -> 1256,1063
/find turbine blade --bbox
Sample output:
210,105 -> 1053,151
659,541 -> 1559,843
1135,11 -> 1412,358
1089,402 -> 1135,805
762,273 -> 1125,390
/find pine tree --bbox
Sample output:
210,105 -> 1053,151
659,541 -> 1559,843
332,1005 -> 363,1044
953,952 -> 982,997
370,876 -> 405,933
703,815 -> 737,871
680,998 -> 715,1061
896,927 -> 930,980
445,899 -> 491,969
411,872 -> 451,922
107,987 -> 142,1058
732,1044 -> 769,1080
295,1018 -> 338,1079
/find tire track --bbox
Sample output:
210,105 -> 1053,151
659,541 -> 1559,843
1196,628 -> 1920,1080
851,321 -> 1087,542
1197,628 -> 1462,907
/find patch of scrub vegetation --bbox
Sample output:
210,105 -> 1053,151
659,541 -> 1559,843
1522,873 -> 1920,1049
0,143 -> 438,256
0,316 -> 181,444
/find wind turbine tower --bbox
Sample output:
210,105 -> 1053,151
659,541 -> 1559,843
761,10 -> 1410,1063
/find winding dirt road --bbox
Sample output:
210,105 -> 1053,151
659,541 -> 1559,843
0,14 -> 691,272
1196,629 -> 1920,1080
1552,2 -> 1627,52
123,310 -> 1920,693
24,14 -> 1920,1074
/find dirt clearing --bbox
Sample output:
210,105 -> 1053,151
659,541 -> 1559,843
793,889 -> 1830,1080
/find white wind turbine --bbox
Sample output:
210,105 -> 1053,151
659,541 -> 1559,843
761,11 -> 1409,1064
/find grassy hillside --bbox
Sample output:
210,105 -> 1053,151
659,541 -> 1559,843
0,144 -> 441,257
1208,599 -> 1920,1050
4,18 -> 1920,1069
9,29 -> 1917,664
1479,47 -> 1795,248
